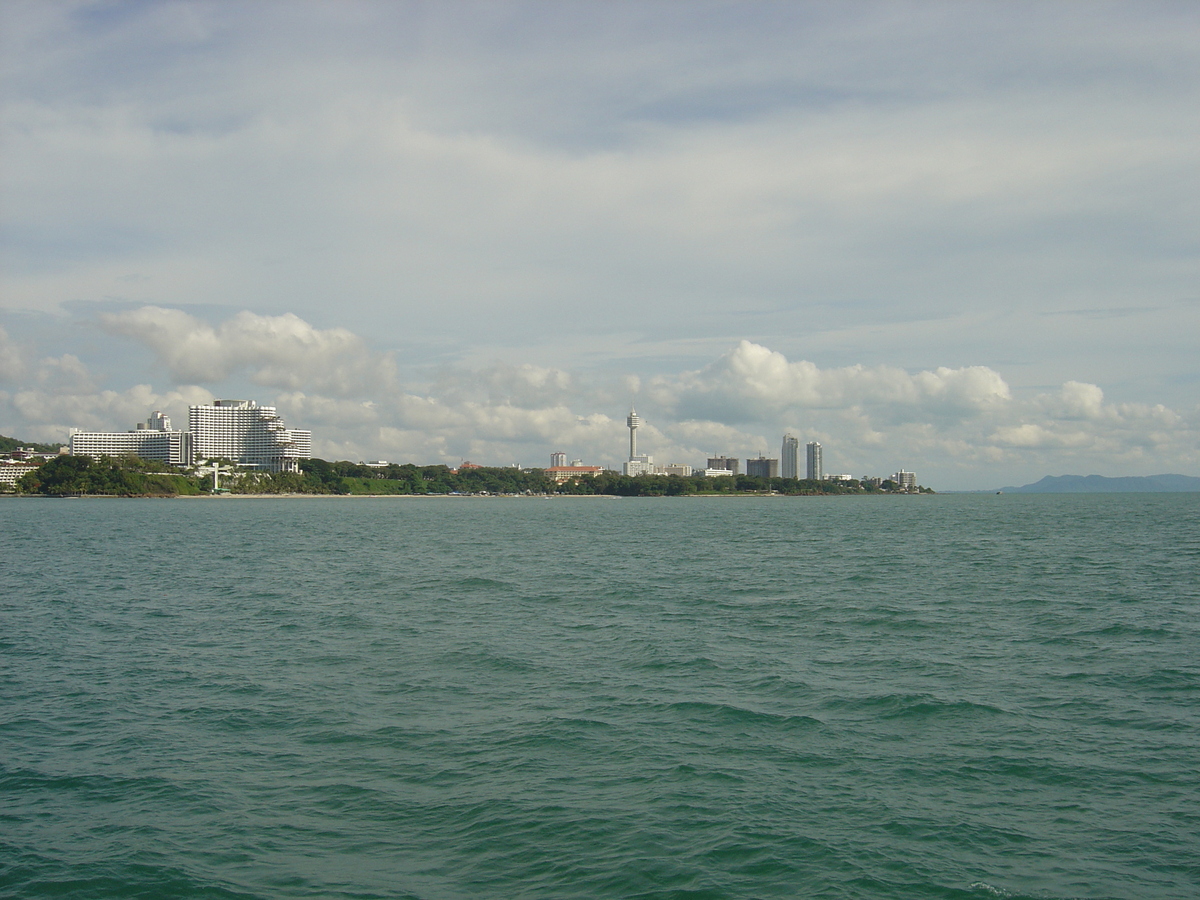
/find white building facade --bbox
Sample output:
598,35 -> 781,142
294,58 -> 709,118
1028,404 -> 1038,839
0,460 -> 41,490
69,412 -> 192,466
189,400 -> 311,473
806,441 -> 823,481
781,434 -> 799,479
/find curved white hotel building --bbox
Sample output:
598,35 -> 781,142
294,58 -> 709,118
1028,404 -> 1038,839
189,400 -> 311,473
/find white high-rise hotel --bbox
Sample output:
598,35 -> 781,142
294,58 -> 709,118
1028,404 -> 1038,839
189,401 -> 311,473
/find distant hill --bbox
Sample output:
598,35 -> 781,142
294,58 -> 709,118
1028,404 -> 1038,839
0,433 -> 64,454
997,474 -> 1200,493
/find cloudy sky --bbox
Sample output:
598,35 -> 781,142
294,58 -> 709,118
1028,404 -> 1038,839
2,0 -> 1197,489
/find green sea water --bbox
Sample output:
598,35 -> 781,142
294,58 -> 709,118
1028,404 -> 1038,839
2,494 -> 1198,899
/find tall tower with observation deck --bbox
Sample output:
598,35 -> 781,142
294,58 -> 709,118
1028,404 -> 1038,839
623,407 -> 654,476
627,408 -> 642,459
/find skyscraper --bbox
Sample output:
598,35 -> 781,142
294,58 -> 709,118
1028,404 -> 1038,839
806,441 -> 823,481
781,434 -> 799,479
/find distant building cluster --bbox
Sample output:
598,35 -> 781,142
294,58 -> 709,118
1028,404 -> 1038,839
66,400 -> 311,473
552,409 -> 920,490
617,407 -> 696,477
543,409 -> 921,490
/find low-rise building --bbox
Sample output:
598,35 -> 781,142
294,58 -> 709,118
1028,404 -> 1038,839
0,459 -> 41,491
546,465 -> 604,483
707,456 -> 739,475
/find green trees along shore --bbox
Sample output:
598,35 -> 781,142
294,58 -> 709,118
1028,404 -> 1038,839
10,454 -> 929,497
14,454 -> 203,496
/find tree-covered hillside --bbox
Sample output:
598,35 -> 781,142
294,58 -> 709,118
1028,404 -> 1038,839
17,455 -> 201,496
1,434 -> 65,454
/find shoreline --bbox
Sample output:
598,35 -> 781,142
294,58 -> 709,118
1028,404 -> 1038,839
7,491 -> 927,500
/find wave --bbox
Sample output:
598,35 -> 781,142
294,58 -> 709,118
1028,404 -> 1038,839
821,693 -> 1011,721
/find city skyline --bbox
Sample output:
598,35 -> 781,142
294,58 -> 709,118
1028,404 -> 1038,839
1,2 -> 1197,491
58,397 -> 911,485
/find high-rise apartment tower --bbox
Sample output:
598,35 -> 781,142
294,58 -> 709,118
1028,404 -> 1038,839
781,434 -> 799,479
806,441 -> 823,481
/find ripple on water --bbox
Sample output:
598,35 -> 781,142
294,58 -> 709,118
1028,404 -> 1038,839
1,495 -> 1197,900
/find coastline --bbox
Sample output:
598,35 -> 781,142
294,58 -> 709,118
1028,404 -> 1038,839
5,491 -> 926,500
142,491 -> 925,500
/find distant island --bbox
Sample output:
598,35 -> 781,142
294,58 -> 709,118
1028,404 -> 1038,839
996,474 -> 1200,493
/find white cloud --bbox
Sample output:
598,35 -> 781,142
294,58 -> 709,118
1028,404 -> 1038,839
2,1 -> 1196,413
651,340 -> 1012,423
99,306 -> 397,395
7,371 -> 213,446
428,361 -> 578,409
2,312 -> 1197,488
0,327 -> 25,382
34,353 -> 93,393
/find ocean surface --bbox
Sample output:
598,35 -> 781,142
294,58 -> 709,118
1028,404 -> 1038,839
2,493 -> 1197,900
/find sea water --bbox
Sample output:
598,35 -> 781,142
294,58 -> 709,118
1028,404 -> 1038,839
1,494 -> 1197,899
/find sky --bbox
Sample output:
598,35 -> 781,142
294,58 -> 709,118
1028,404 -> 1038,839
1,0 -> 1197,490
